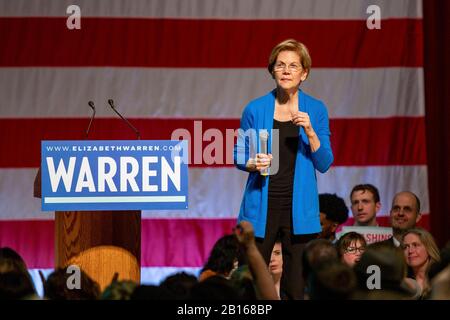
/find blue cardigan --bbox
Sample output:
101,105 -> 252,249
234,89 -> 334,238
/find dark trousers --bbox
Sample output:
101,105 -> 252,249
255,198 -> 316,300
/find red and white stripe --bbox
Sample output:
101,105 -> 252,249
0,0 -> 426,293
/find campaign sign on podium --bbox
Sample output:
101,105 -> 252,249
41,140 -> 188,211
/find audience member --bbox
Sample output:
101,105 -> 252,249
268,239 -> 282,298
308,260 -> 357,300
301,239 -> 339,297
353,242 -> 417,299
429,242 -> 450,300
430,265 -> 450,300
428,241 -> 450,280
318,193 -> 349,242
44,266 -> 101,300
130,284 -> 174,300
198,234 -> 242,281
230,265 -> 257,300
381,191 -> 422,247
0,247 -> 37,299
349,184 -> 381,226
101,280 -> 137,300
233,221 -> 279,300
159,272 -> 198,300
402,228 -> 441,298
336,232 -> 367,267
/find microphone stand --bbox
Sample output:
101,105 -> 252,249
85,101 -> 96,139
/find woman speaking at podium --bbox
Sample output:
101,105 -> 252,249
234,39 -> 334,299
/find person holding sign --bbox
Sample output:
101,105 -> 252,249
234,39 -> 334,299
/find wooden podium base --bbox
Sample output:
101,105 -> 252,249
55,211 -> 141,290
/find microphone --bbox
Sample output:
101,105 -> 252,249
85,101 -> 96,139
107,99 -> 141,140
259,130 -> 269,176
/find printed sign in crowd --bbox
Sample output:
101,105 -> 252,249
337,226 -> 393,244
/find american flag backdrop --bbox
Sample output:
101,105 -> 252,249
0,0 -> 428,295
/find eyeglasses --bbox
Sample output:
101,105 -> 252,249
345,246 -> 365,254
402,242 -> 422,251
273,63 -> 302,73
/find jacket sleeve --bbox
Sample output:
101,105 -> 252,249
310,102 -> 334,173
234,104 -> 255,172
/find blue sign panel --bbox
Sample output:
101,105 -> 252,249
41,140 -> 188,211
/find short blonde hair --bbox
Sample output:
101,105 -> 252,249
402,228 -> 441,266
267,39 -> 312,79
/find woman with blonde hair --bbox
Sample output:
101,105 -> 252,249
402,228 -> 440,298
234,39 -> 333,299
268,240 -> 283,298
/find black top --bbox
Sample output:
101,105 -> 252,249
268,119 -> 299,208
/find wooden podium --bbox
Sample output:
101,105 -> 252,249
34,168 -> 141,290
